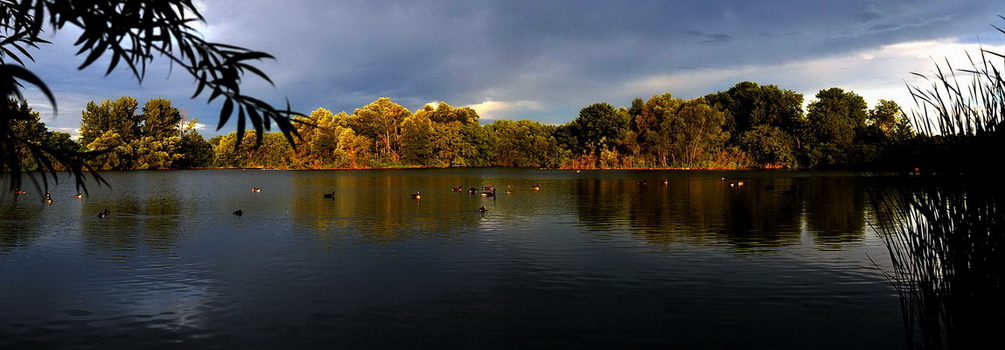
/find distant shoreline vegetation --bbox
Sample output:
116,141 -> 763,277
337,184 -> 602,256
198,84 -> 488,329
10,81 -> 916,172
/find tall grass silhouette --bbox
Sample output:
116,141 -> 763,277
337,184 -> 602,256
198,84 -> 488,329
872,18 -> 1004,349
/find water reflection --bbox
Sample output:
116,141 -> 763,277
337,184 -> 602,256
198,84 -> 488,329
0,170 -> 877,254
572,173 -> 867,250
289,172 -> 492,246
76,173 -> 186,258
0,169 -> 902,349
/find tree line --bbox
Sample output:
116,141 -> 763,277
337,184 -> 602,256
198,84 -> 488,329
8,81 -> 916,171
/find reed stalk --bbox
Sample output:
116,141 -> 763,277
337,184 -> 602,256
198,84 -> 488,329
872,18 -> 1005,349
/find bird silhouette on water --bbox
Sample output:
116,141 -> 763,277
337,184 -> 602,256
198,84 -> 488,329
97,209 -> 110,218
323,190 -> 335,199
233,209 -> 243,216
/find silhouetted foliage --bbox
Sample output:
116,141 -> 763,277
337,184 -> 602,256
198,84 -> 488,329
872,18 -> 1005,350
1,0 -> 301,193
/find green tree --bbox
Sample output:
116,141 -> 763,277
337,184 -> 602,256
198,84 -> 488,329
141,98 -> 182,140
399,112 -> 435,166
294,108 -> 344,168
176,123 -> 214,168
1,0 -> 301,192
867,99 -> 913,141
704,81 -> 804,134
413,102 -> 485,167
86,130 -> 132,170
458,121 -> 493,167
211,131 -> 293,169
633,93 -> 682,166
80,97 -> 187,169
704,82 -> 804,166
804,87 -> 868,167
421,102 -> 479,124
488,120 -> 564,168
561,102 -> 629,157
79,97 -> 140,147
132,135 -> 182,169
737,125 -> 797,167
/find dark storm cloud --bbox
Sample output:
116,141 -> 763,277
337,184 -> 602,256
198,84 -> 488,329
686,30 -> 736,44
24,0 -> 1005,135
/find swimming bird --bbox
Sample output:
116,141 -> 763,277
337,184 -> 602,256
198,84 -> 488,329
45,198 -> 53,205
481,188 -> 496,197
98,211 -> 108,218
531,185 -> 540,190
251,187 -> 261,192
323,191 -> 335,199
467,187 -> 478,194
44,190 -> 51,198
478,206 -> 488,213
451,186 -> 464,192
411,192 -> 421,200
13,189 -> 25,195
74,191 -> 82,199
233,209 -> 243,216
483,185 -> 495,191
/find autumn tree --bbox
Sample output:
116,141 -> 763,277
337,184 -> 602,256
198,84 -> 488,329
349,98 -> 411,163
631,93 -> 681,166
668,99 -> 730,165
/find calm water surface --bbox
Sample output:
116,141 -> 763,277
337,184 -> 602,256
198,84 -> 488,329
1,169 -> 904,348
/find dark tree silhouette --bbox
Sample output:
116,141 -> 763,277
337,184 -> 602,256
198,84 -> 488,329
0,0 -> 302,194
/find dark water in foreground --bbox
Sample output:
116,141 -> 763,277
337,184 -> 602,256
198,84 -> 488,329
1,169 -> 903,348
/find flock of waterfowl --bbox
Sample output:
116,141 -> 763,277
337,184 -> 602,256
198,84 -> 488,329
11,188 -> 112,218
11,176 -> 818,219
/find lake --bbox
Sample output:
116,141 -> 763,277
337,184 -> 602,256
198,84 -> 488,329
0,168 -> 905,348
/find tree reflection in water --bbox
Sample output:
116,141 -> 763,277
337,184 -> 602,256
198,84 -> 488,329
571,173 -> 867,251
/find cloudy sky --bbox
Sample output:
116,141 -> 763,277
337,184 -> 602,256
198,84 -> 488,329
24,0 -> 1005,137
